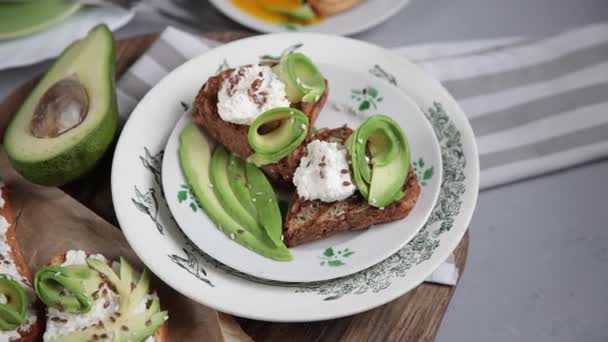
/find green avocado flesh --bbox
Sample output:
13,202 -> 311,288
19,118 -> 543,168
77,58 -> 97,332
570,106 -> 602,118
227,154 -> 258,218
245,163 -> 284,247
247,107 -> 308,166
263,4 -> 315,20
348,115 -> 410,208
0,276 -> 28,331
3,24 -> 118,186
179,123 -> 292,261
34,264 -> 100,314
34,257 -> 167,341
272,52 -> 325,103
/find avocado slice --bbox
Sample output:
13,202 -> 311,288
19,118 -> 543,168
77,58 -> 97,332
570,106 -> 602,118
34,264 -> 101,314
3,24 -> 118,186
245,163 -> 284,247
179,123 -> 292,261
263,3 -> 315,21
226,154 -> 258,218
210,145 -> 267,242
272,52 -> 325,103
247,107 -> 309,166
348,115 -> 410,208
0,276 -> 28,331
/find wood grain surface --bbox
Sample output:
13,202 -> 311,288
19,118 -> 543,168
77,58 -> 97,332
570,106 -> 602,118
0,31 -> 469,342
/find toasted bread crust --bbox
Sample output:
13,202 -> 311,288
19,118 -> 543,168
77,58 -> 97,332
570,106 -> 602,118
192,66 -> 329,184
47,252 -> 168,342
0,189 -> 44,342
283,127 -> 421,246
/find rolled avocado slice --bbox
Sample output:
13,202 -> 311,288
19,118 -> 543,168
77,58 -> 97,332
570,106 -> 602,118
248,107 -> 308,166
34,264 -> 101,314
272,52 -> 325,103
245,163 -> 285,247
3,24 -> 118,186
263,3 -> 315,21
179,123 -> 292,261
349,115 -> 410,208
0,276 -> 28,331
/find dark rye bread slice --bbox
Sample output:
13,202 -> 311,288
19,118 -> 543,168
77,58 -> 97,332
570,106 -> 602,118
192,66 -> 329,184
283,127 -> 421,247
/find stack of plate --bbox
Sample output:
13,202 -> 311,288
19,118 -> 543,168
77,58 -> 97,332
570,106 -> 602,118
111,34 -> 479,321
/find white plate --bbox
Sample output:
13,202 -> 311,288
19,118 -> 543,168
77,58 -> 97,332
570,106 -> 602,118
161,60 -> 442,283
209,0 -> 410,35
111,33 -> 479,322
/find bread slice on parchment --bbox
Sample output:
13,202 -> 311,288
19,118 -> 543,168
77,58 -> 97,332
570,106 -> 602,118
283,126 -> 421,247
192,66 -> 329,184
0,186 -> 44,342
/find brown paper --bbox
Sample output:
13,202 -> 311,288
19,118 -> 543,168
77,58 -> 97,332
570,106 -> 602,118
0,150 -> 252,342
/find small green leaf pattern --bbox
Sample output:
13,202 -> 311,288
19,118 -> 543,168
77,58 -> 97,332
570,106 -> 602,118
280,23 -> 300,31
351,86 -> 383,112
177,184 -> 202,212
216,59 -> 230,73
413,158 -> 434,186
319,247 -> 354,267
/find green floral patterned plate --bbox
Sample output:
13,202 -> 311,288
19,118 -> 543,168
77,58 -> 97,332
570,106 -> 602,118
111,33 -> 479,321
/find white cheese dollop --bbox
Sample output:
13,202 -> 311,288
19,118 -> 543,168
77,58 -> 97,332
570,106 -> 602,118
217,65 -> 290,125
293,140 -> 356,202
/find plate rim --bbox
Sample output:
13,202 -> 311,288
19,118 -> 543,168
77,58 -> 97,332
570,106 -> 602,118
208,0 -> 411,36
111,32 -> 479,322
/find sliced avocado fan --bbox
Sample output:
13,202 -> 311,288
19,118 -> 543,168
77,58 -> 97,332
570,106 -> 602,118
3,24 -> 118,186
179,123 -> 292,261
347,115 -> 410,208
34,257 -> 167,341
247,107 -> 309,166
0,276 -> 28,331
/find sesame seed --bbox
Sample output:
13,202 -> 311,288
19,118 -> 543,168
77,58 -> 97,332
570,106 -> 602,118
319,162 -> 326,167
230,233 -> 235,240
371,198 -> 377,204
379,207 -> 385,210
340,169 -> 349,174
268,198 -> 272,203
301,123 -> 306,130
357,138 -> 363,144
342,181 -> 351,186
209,183 -> 214,188
281,235 -> 284,241
252,198 -> 256,202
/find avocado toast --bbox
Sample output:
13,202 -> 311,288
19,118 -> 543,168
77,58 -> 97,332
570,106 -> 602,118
35,250 -> 168,341
285,123 -> 420,247
192,53 -> 329,184
0,184 -> 44,341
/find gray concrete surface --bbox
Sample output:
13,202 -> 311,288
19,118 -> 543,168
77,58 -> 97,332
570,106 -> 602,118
1,1 -> 607,341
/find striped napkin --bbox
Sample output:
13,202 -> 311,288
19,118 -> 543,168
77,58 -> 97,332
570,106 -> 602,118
115,23 -> 608,285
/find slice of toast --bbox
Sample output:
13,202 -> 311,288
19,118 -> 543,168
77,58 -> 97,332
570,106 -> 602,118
283,126 -> 421,247
192,66 -> 329,184
44,252 -> 168,342
0,186 -> 44,342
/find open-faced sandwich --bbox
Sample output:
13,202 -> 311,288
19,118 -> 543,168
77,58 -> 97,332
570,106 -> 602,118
285,115 -> 420,246
34,250 -> 168,341
192,51 -> 328,184
0,183 -> 44,341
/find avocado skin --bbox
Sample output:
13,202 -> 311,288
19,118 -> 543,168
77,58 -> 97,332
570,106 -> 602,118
3,24 -> 118,186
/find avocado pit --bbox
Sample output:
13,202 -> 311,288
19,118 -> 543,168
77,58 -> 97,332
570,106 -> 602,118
30,76 -> 89,138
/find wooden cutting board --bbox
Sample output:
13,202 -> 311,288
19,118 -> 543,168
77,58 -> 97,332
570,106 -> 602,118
0,31 -> 469,342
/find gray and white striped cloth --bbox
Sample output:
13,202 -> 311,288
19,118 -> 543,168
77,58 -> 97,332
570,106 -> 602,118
117,23 -> 608,190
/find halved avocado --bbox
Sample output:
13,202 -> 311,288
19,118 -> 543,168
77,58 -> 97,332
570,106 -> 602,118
348,115 -> 410,208
179,123 -> 292,261
0,276 -> 28,331
3,24 -> 118,186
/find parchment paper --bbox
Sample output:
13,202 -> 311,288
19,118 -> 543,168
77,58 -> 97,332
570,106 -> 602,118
0,150 -> 253,342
